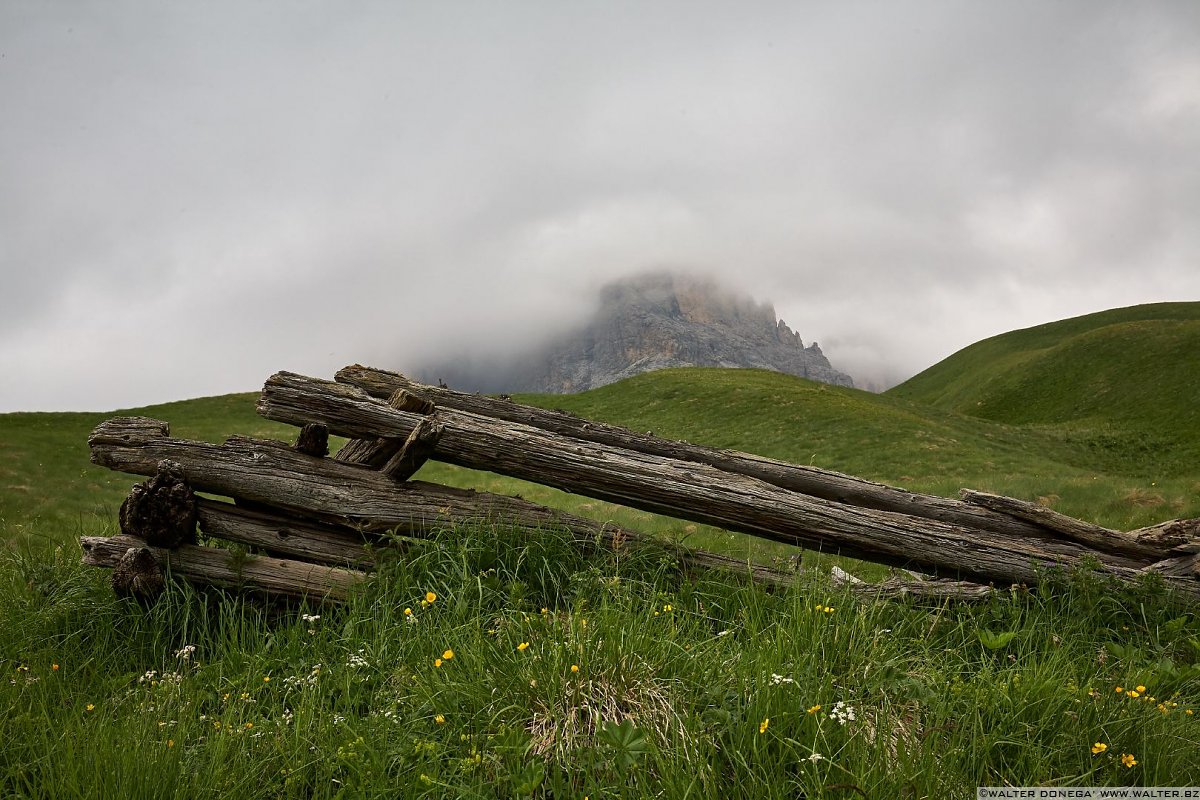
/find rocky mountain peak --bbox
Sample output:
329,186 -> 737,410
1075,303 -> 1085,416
417,270 -> 854,393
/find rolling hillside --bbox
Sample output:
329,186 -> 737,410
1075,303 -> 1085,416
887,302 -> 1200,477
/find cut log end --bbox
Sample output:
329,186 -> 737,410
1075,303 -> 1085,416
111,545 -> 166,604
118,459 -> 198,548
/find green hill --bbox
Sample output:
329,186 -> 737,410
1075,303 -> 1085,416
887,302 -> 1200,477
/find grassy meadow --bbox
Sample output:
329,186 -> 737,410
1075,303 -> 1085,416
3,303 -> 1200,797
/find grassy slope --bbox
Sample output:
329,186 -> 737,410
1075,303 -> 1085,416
888,302 -> 1200,478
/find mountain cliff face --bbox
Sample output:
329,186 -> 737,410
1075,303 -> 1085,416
516,272 -> 854,393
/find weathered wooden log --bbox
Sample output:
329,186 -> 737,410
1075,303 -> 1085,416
333,366 -> 1086,543
195,498 -> 381,567
294,423 -> 329,457
334,388 -> 436,469
381,416 -> 443,481
118,459 -> 197,547
255,373 -> 1200,596
960,490 -> 1160,560
82,534 -> 366,601
88,418 -> 988,599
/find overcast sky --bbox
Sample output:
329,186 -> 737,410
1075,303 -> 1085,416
2,1 -> 1198,411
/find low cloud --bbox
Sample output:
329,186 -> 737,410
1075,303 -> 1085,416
1,1 -> 1197,410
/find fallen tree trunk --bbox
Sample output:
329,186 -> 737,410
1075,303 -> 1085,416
333,366 -> 1093,544
256,372 -> 1200,596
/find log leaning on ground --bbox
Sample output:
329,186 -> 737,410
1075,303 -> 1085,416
334,365 -> 1092,544
256,372 -> 1200,597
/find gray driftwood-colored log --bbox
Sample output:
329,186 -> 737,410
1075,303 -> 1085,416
255,373 -> 1200,596
195,498 -> 380,567
381,416 -> 443,481
334,388 -> 436,469
959,490 -> 1160,560
82,534 -> 366,601
333,366 -> 1080,543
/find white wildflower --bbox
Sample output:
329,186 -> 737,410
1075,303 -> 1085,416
829,701 -> 856,725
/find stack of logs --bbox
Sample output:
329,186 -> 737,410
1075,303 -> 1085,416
81,365 -> 1200,605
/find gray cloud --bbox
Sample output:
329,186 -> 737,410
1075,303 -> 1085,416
2,1 -> 1197,410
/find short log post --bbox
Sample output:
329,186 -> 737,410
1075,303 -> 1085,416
294,423 -> 329,457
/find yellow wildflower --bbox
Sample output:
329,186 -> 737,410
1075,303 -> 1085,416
404,608 -> 413,616
1115,686 -> 1124,694
759,718 -> 770,734
1135,685 -> 1146,693
442,649 -> 454,660
807,704 -> 822,714
1091,742 -> 1108,754
1128,690 -> 1140,699
52,664 -> 59,671
425,591 -> 437,604
167,739 -> 174,748
85,704 -> 95,712
571,664 -> 580,673
1121,753 -> 1137,768
517,642 -> 530,652
434,659 -> 443,668
435,714 -> 446,724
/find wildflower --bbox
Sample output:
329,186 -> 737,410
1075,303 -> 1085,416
435,714 -> 446,725
1091,742 -> 1108,755
1115,686 -> 1124,694
571,664 -> 580,673
244,722 -> 254,730
759,718 -> 770,734
52,664 -> 60,671
830,701 -> 856,725
663,604 -> 673,612
85,703 -> 95,712
167,739 -> 174,748
1128,690 -> 1140,699
517,642 -> 530,652
1188,709 -> 1195,716
1121,753 -> 1137,768
1135,685 -> 1146,693
541,607 -> 548,614
263,676 -> 271,683
807,704 -> 822,715
404,607 -> 413,616
301,614 -> 320,623
175,644 -> 197,660
425,591 -> 437,604
806,752 -> 825,763
434,659 -> 443,668
442,649 -> 454,661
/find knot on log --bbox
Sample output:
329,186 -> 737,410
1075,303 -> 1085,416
111,546 -> 166,604
119,459 -> 198,547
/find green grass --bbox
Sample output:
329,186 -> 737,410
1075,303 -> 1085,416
3,303 -> 1200,795
888,302 -> 1200,478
